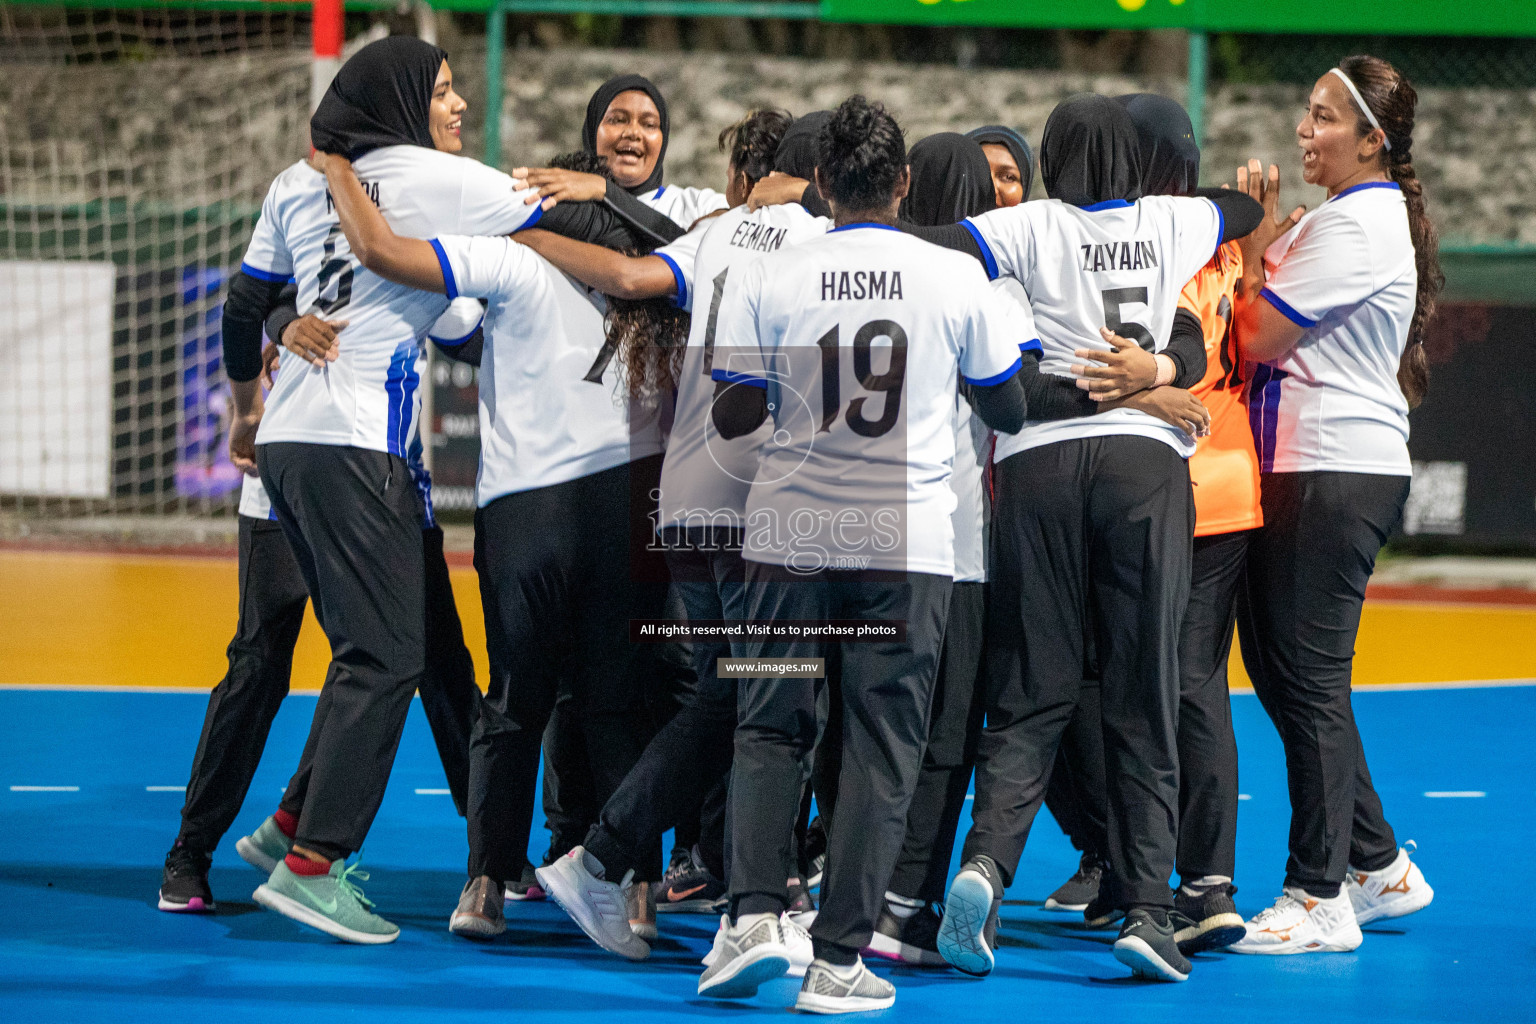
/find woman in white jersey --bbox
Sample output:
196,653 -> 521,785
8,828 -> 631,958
223,37 -> 660,943
933,94 -> 1262,984
1227,55 -> 1438,956
513,74 -> 730,233
697,96 -> 1029,1014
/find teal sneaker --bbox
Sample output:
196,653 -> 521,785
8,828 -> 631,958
236,816 -> 293,874
253,858 -> 400,944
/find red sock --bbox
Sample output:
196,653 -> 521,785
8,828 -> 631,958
284,852 -> 331,876
272,809 -> 298,839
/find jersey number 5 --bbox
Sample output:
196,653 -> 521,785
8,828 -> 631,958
815,320 -> 907,438
1101,287 -> 1155,351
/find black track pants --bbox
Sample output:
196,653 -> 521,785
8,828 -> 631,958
1237,471 -> 1406,897
962,436 -> 1192,909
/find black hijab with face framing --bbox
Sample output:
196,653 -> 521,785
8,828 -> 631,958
1115,93 -> 1201,197
581,74 -> 670,195
900,132 -> 997,227
965,124 -> 1035,203
310,36 -> 448,159
1039,94 -> 1143,207
772,110 -> 832,181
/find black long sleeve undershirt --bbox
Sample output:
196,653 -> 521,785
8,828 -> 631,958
1164,307 -> 1207,388
1195,187 -> 1264,244
534,187 -> 683,253
222,270 -> 289,383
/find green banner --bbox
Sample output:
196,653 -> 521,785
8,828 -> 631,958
821,0 -> 1536,38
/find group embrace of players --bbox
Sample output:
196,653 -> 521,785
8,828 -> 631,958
157,35 -> 1440,1013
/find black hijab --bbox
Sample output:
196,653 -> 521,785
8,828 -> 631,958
965,124 -> 1035,202
900,132 -> 997,227
310,36 -> 448,160
1039,94 -> 1143,207
1115,93 -> 1200,197
773,110 -> 832,181
581,74 -> 669,195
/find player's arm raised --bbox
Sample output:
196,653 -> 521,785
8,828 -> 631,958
313,152 -> 446,294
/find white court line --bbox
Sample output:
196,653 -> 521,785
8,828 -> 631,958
146,785 -> 185,792
10,785 -> 79,792
1230,677 -> 1536,695
1238,794 -> 1252,801
1424,791 -> 1486,798
0,683 -> 326,695
964,794 -> 974,801
414,788 -> 451,796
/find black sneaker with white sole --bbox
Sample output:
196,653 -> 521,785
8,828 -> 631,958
866,900 -> 947,966
1044,852 -> 1104,912
804,816 -> 827,891
505,861 -> 546,902
1083,889 -> 1125,929
1112,909 -> 1191,982
158,841 -> 214,913
653,846 -> 727,914
937,855 -> 1003,976
1172,884 -> 1246,954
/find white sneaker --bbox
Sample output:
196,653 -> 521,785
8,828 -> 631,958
794,957 -> 895,1015
1229,887 -> 1363,955
698,912 -> 791,999
535,847 -> 650,961
1346,845 -> 1434,926
780,911 -> 815,978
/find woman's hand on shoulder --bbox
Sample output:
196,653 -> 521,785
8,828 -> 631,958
510,167 -> 608,210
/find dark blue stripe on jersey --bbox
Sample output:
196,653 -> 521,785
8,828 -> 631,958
1260,287 -> 1317,328
1212,198 -> 1225,257
268,507 -> 279,522
960,219 -> 999,280
1081,199 -> 1134,212
385,345 -> 418,457
240,262 -> 289,283
1247,363 -> 1290,473
1329,181 -> 1401,203
711,368 -> 767,389
828,222 -> 901,233
429,315 -> 483,346
653,186 -> 667,200
656,251 -> 687,308
965,357 -> 1022,388
520,203 -> 545,231
429,239 -> 459,300
1019,338 -> 1043,356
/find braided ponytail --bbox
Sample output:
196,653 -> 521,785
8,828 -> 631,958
1338,55 -> 1442,409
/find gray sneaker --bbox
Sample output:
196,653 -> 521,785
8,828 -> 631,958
252,858 -> 399,944
698,912 -> 791,999
794,957 -> 896,1014
235,816 -> 293,875
449,875 -> 506,939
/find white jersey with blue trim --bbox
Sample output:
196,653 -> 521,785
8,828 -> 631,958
242,146 -> 541,457
638,184 -> 729,230
965,195 -> 1222,460
1250,182 -> 1415,476
431,234 -> 663,504
712,223 -> 1023,578
655,202 -> 830,533
946,278 -> 1033,584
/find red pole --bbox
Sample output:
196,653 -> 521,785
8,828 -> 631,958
311,0 -> 344,113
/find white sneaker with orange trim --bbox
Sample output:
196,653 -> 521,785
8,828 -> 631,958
1346,845 -> 1434,926
1229,887 -> 1362,955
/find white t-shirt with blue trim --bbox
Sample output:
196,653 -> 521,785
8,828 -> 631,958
639,184 -> 729,231
1251,181 -> 1415,476
965,195 -> 1222,461
655,202 -> 830,534
241,146 -> 540,457
711,223 -> 1024,578
429,234 -> 663,504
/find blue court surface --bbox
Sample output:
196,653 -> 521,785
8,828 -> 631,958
1,684 -> 1531,1023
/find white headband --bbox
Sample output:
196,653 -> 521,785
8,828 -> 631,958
1330,67 -> 1391,151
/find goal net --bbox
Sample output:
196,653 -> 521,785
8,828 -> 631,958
0,3 -> 313,522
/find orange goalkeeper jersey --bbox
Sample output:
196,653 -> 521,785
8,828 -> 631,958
1180,241 -> 1262,537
